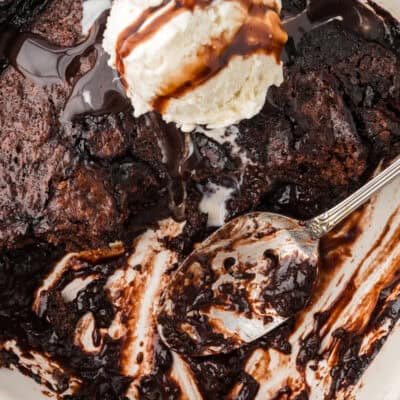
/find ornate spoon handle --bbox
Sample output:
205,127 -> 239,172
306,157 -> 400,239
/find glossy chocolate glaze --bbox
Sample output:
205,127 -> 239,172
61,11 -> 131,121
0,11 -> 128,121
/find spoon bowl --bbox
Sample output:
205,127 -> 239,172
158,212 -> 318,356
158,157 -> 400,356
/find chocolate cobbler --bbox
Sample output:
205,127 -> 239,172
0,0 -> 399,399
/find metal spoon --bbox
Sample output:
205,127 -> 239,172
158,158 -> 400,356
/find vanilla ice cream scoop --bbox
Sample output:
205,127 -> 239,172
103,0 -> 288,131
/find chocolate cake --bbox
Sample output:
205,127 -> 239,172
0,0 -> 400,399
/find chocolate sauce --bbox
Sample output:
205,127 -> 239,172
143,113 -> 191,220
62,12 -> 130,121
115,1 -> 169,79
116,0 -> 220,72
61,43 -> 129,122
153,4 -> 287,113
158,119 -> 188,219
0,11 -> 128,121
0,27 -> 83,85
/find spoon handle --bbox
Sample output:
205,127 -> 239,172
306,157 -> 400,239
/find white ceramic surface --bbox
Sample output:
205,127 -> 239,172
0,0 -> 399,399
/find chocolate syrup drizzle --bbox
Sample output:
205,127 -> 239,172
115,0 -> 287,113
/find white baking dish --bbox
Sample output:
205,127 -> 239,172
0,0 -> 399,398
